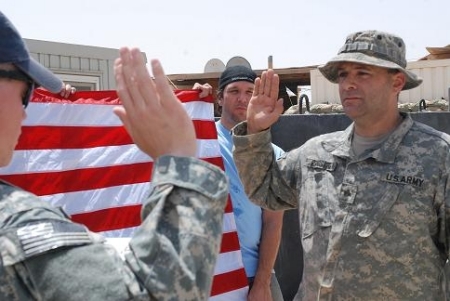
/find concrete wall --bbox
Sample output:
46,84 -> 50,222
270,112 -> 450,300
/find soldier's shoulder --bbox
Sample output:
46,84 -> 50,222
410,121 -> 450,146
0,182 -> 63,227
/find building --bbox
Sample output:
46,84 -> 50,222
24,39 -> 146,91
26,39 -> 450,112
167,49 -> 450,112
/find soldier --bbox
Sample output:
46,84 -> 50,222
0,11 -> 227,300
232,30 -> 450,300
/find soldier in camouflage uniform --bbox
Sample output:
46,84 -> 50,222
232,30 -> 450,300
0,11 -> 228,300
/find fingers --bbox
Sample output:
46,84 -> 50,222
131,49 -> 159,111
257,72 -> 265,96
59,89 -> 69,98
151,59 -> 179,110
255,69 -> 279,99
114,48 -> 133,110
262,70 -> 279,98
192,82 -> 203,90
262,70 -> 272,96
112,106 -> 131,135
192,82 -> 212,98
113,49 -> 198,159
253,77 -> 261,97
59,83 -> 76,98
120,47 -> 155,112
246,69 -> 282,134
275,97 -> 285,115
269,73 -> 280,99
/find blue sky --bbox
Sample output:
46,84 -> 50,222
3,0 -> 448,75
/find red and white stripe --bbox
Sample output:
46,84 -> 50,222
0,89 -> 248,300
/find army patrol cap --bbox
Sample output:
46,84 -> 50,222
318,30 -> 422,90
0,11 -> 63,93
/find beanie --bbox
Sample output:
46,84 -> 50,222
218,65 -> 257,90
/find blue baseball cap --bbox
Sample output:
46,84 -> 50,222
0,11 -> 63,93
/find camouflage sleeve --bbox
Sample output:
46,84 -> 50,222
232,121 -> 297,210
434,145 -> 450,299
125,155 -> 228,301
0,186 -> 145,300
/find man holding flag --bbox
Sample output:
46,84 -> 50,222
0,10 -> 228,301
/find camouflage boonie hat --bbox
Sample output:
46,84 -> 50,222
318,30 -> 422,90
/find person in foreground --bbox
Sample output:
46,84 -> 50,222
232,30 -> 450,300
0,11 -> 228,301
194,65 -> 284,301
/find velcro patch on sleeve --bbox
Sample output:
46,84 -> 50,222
16,220 -> 93,258
16,220 -> 92,258
0,220 -> 94,266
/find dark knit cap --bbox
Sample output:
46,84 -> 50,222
218,65 -> 257,90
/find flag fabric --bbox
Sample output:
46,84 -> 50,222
0,88 -> 249,300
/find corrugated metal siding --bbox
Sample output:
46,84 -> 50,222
311,59 -> 450,105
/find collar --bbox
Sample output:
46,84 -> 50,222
323,112 -> 413,163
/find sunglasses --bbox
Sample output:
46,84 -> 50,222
0,69 -> 35,108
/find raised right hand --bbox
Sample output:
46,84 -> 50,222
113,47 -> 197,159
246,69 -> 284,134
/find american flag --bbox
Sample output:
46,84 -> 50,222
0,88 -> 249,300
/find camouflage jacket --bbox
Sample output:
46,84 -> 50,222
0,156 -> 228,301
233,114 -> 450,300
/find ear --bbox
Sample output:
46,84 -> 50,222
392,72 -> 406,93
217,94 -> 224,106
